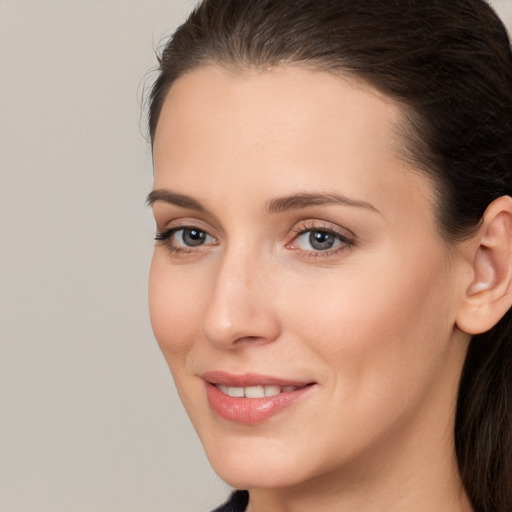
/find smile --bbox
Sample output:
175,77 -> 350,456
216,384 -> 307,398
201,371 -> 316,424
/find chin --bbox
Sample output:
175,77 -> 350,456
211,458 -> 306,490
200,434 -> 316,490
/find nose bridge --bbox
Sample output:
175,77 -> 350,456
202,241 -> 279,347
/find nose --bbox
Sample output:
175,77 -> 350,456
202,248 -> 281,349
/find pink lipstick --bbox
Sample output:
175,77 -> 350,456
202,371 -> 316,425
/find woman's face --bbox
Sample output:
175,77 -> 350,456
149,66 -> 470,490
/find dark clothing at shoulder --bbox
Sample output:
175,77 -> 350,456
211,490 -> 249,512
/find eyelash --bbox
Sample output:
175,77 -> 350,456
154,226 -> 215,255
288,221 -> 355,258
154,221 -> 355,258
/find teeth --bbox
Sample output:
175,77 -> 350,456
245,386 -> 265,398
227,386 -> 245,397
264,385 -> 281,396
218,385 -> 229,395
216,384 -> 301,397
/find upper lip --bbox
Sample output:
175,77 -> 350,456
201,370 -> 314,387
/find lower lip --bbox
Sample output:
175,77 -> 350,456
205,382 -> 315,425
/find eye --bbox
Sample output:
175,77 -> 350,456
287,222 -> 354,256
297,230 -> 341,251
155,226 -> 216,252
174,228 -> 211,247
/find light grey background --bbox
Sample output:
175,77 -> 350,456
1,1 -> 511,511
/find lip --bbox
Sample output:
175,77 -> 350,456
201,371 -> 316,425
201,370 -> 312,388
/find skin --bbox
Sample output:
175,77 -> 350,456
149,66 -> 476,512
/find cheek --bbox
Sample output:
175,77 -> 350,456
279,245 -> 455,408
148,252 -> 202,362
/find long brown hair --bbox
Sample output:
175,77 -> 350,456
147,1 -> 512,509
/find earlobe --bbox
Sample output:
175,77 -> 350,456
456,196 -> 512,335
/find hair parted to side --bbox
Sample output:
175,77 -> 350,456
148,1 -> 512,510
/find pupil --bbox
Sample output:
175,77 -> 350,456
183,229 -> 206,247
309,231 -> 335,250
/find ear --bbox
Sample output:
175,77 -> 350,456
456,196 -> 512,335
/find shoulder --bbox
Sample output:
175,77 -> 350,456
210,490 -> 249,512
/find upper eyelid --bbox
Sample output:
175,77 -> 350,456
290,229 -> 353,246
151,204 -> 223,235
293,228 -> 352,242
156,217 -> 219,235
290,220 -> 355,239
155,218 -> 356,243
157,225 -> 216,240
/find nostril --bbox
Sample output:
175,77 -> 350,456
237,335 -> 266,343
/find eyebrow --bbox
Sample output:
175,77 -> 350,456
146,189 -> 207,211
265,192 -> 380,215
146,189 -> 379,215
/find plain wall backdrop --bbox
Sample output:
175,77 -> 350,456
1,1 -> 511,511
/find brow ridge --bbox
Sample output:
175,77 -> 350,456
146,189 -> 206,212
265,192 -> 379,214
147,189 -> 379,215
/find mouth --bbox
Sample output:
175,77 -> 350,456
215,383 -> 310,398
201,371 -> 316,424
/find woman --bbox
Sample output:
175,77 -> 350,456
146,1 -> 512,511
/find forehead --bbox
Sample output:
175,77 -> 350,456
153,65 -> 404,165
152,65 -> 436,232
